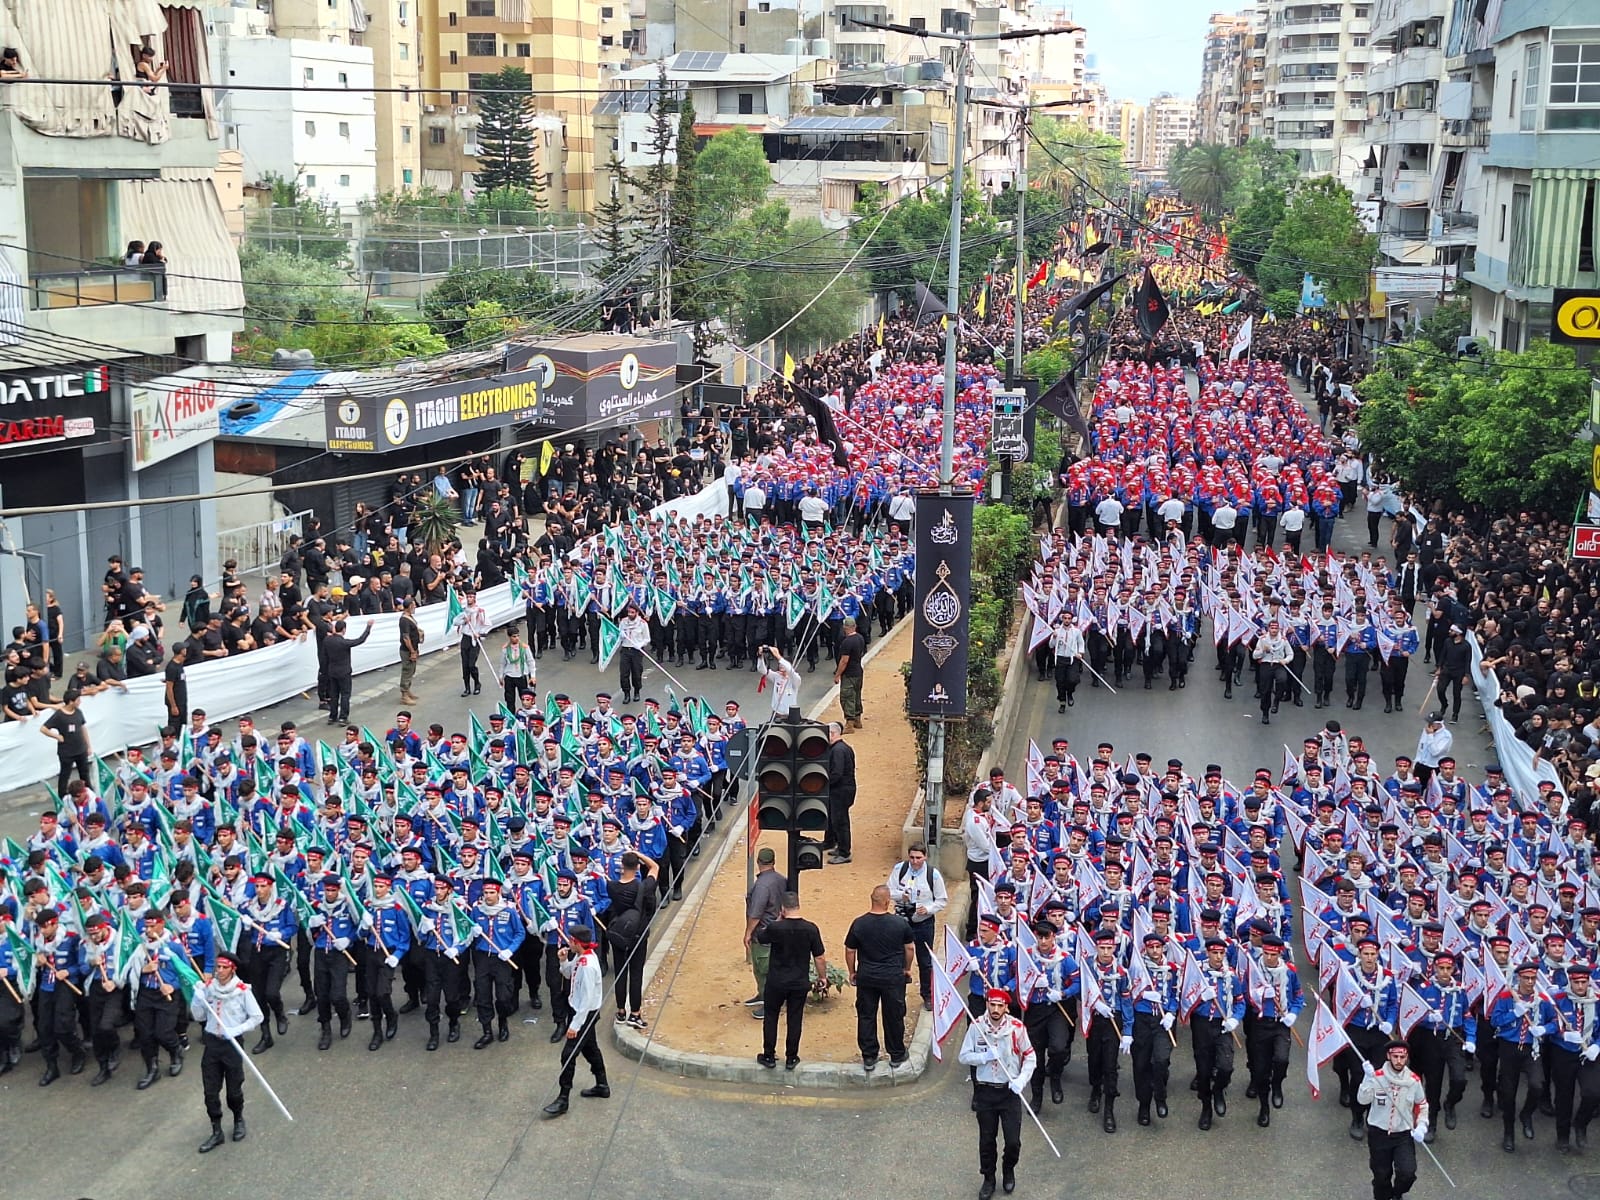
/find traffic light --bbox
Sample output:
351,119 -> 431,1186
754,719 -> 831,833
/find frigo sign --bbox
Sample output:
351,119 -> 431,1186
1551,290 -> 1600,346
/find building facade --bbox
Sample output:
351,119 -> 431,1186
1198,10 -> 1252,146
1262,0 -> 1376,188
1143,93 -> 1196,172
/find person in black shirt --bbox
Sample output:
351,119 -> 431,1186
604,851 -> 657,1028
754,892 -> 827,1070
42,693 -> 91,793
322,618 -> 374,724
834,620 -> 867,731
163,642 -> 189,724
844,886 -> 914,1070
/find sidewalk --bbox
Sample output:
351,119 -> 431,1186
613,616 -> 953,1086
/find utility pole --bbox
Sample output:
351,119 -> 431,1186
847,18 -> 1079,851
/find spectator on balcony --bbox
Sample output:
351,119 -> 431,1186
0,47 -> 27,81
140,241 -> 167,268
135,47 -> 167,96
124,240 -> 146,268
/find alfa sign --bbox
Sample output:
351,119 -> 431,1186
1574,526 -> 1600,560
1552,290 -> 1600,346
130,367 -> 220,470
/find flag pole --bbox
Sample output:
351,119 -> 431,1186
972,1020 -> 1062,1160
228,1033 -> 295,1122
1419,1138 -> 1457,1188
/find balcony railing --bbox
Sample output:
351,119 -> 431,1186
28,267 -> 167,310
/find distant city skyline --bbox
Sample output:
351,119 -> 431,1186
1063,0 -> 1209,103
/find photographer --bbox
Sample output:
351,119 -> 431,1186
886,841 -> 947,1011
756,645 -> 801,718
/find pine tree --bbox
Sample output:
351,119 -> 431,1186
473,67 -> 535,193
592,154 -> 635,284
669,99 -> 712,353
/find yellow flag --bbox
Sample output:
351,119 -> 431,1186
539,441 -> 554,475
782,351 -> 796,382
876,313 -> 885,347
1084,223 -> 1098,246
976,285 -> 987,321
1312,320 -> 1321,331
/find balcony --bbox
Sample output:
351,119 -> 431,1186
28,266 -> 167,310
1279,15 -> 1344,32
1275,44 -> 1341,65
1379,231 -> 1432,264
1385,168 -> 1432,204
1430,210 -> 1478,247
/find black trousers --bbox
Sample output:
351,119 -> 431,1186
762,981 -> 810,1060
37,984 -> 83,1063
251,945 -> 289,1021
974,1082 -> 1022,1178
1054,657 -> 1082,702
1367,1127 -> 1417,1200
423,950 -> 466,1024
1479,1034 -> 1502,1104
1131,1010 -> 1174,1106
1340,1024 -> 1391,1125
1192,1016 -> 1235,1101
473,949 -> 516,1025
364,957 -> 397,1027
314,948 -> 353,1024
855,978 -> 908,1061
613,934 -> 647,1014
56,751 -> 91,795
0,984 -> 26,1053
1247,1018 -> 1291,1092
1551,1047 -> 1583,1139
133,990 -> 181,1065
544,944 -> 573,1030
328,674 -> 353,722
503,674 -> 528,712
1086,1018 -> 1121,1099
825,795 -> 852,857
909,919 -> 936,1003
460,640 -> 481,689
557,1010 -> 606,1091
1497,1042 -> 1542,1135
618,647 -> 644,697
87,981 -> 123,1061
201,1032 -> 245,1122
1407,1027 -> 1467,1116
1024,1001 -> 1070,1086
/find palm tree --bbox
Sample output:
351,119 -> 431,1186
409,490 -> 459,556
1173,144 -> 1238,221
1033,117 -> 1129,199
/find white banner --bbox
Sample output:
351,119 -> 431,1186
0,581 -> 528,793
1468,631 -> 1561,802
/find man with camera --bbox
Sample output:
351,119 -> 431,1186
887,842 -> 947,1011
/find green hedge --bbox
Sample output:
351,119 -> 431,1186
902,503 -> 1035,808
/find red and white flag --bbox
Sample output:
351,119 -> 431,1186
1178,948 -> 1207,1019
929,954 -> 967,1062
1015,940 -> 1042,1011
1306,998 -> 1355,1100
1397,983 -> 1433,1038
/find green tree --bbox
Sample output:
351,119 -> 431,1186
734,213 -> 865,352
248,175 -> 348,265
1228,185 -> 1285,281
850,177 -> 998,295
421,262 -> 576,345
469,184 -> 546,218
239,245 -> 351,325
1223,139 -> 1299,212
694,127 -> 771,229
669,99 -> 712,350
1032,118 -> 1129,199
1414,298 -> 1471,353
473,67 -> 536,193
591,153 -> 636,285
1258,176 -> 1376,309
991,184 -> 1067,264
1172,143 -> 1239,220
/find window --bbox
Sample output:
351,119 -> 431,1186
448,11 -> 457,25
1509,72 -> 1517,119
403,168 -> 414,184
23,178 -> 115,282
338,174 -> 351,187
398,1 -> 409,19
738,9 -> 745,23
738,91 -> 755,114
908,15 -> 925,31
449,50 -> 458,64
467,33 -> 497,55
1509,183 -> 1531,286
602,4 -> 614,15
517,42 -> 531,57
339,120 -> 351,137
430,125 -> 447,144
1523,43 -> 1542,131
467,0 -> 496,12
303,66 -> 315,82
601,34 -> 614,46
304,120 -> 317,135
338,71 -> 349,85
1581,181 -> 1597,273
1549,39 -> 1600,130
304,174 -> 317,187
399,42 -> 410,60
402,125 -> 413,143
758,2 -> 770,10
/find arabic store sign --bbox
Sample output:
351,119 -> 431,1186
0,363 -> 112,457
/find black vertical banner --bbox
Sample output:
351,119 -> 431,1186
908,492 -> 973,717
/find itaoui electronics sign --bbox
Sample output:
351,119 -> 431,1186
324,338 -> 677,453
0,363 -> 113,457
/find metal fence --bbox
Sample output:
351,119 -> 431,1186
217,509 -> 313,582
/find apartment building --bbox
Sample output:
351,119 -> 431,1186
1113,98 -> 1146,166
1455,3 -> 1600,351
0,0 -> 243,646
417,0 -> 600,211
1263,0 -> 1376,187
1144,93 -> 1196,172
1198,10 -> 1252,145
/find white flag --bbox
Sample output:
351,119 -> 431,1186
1306,998 -> 1354,1100
1230,316 -> 1254,363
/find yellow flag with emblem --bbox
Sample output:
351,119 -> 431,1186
876,313 -> 885,347
539,441 -> 554,474
782,351 -> 796,382
976,285 -> 987,321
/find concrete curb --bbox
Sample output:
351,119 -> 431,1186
612,620 -> 964,1087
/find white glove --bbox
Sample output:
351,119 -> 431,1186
360,914 -> 374,931
1362,1059 -> 1378,1077
1283,1012 -> 1297,1028
1528,1024 -> 1547,1038
1199,985 -> 1217,1002
333,936 -> 350,951
1118,1035 -> 1133,1055
1160,1013 -> 1175,1031
1584,1045 -> 1600,1064
1378,1021 -> 1393,1036
1564,1030 -> 1583,1045
671,826 -> 683,837
419,918 -> 435,935
1093,998 -> 1114,1018
1514,999 -> 1533,1016
308,915 -> 326,929
1142,989 -> 1160,1003
1411,1121 -> 1427,1144
1222,1017 -> 1239,1034
1463,1041 -> 1476,1055
384,954 -> 399,969
1008,1075 -> 1026,1096
1047,988 -> 1062,1003
498,948 -> 513,962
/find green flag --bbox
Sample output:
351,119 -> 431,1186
112,908 -> 143,987
274,863 -> 314,926
448,899 -> 479,954
170,947 -> 205,1006
446,584 -> 465,632
393,882 -> 425,931
2,920 -> 35,999
785,590 -> 807,629
469,710 -> 488,754
201,881 -> 245,953
337,865 -> 371,928
597,615 -> 622,671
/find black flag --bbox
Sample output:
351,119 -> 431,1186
1056,272 -> 1123,321
909,282 -> 948,326
1132,268 -> 1170,342
1084,239 -> 1112,256
1036,371 -> 1089,447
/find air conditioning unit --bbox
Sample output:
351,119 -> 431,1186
464,144 -> 483,156
455,105 -> 470,114
424,103 -> 437,112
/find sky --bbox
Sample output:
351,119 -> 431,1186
1057,0 -> 1212,104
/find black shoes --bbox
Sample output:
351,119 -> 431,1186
1503,1133 -> 1516,1153
550,1026 -> 567,1044
580,1083 -> 611,1098
399,997 -> 421,1015
1155,1098 -> 1169,1119
757,1053 -> 777,1069
199,1124 -> 225,1154
1002,1167 -> 1016,1194
529,994 -> 543,1011
91,1060 -> 114,1086
1199,1104 -> 1213,1131
252,1032 -> 273,1055
1257,1101 -> 1271,1127
1444,1104 -> 1456,1130
137,1064 -> 160,1090
447,1021 -> 461,1043
1088,1087 -> 1101,1113
276,1015 -> 289,1036
785,1056 -> 800,1070
426,1024 -> 440,1052
1524,1115 -> 1537,1140
497,1018 -> 510,1042
542,1094 -> 570,1118
1214,1090 -> 1227,1116
1050,1078 -> 1063,1104
232,1116 -> 248,1142
474,1027 -> 495,1050
1271,1083 -> 1284,1109
339,1015 -> 352,1039
979,1177 -> 996,1200
318,1026 -> 333,1051
69,1049 -> 86,1075
369,1030 -> 384,1051
1102,1100 -> 1117,1134
1137,1105 -> 1151,1126
38,1062 -> 60,1087
297,998 -> 317,1016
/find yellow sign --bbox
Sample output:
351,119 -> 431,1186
1591,443 -> 1600,493
1552,290 -> 1600,345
